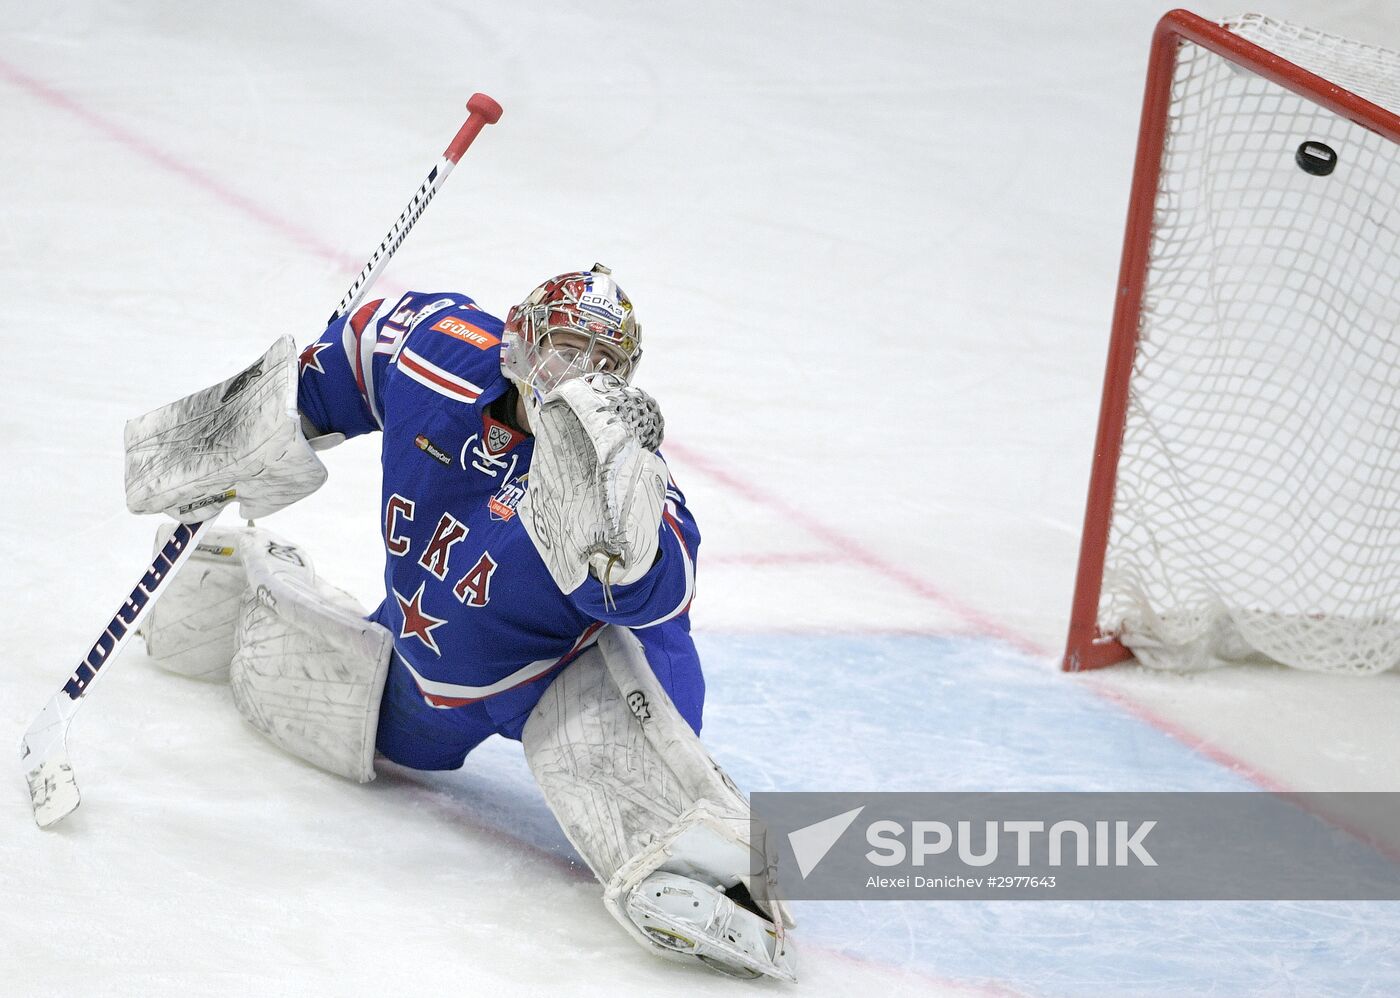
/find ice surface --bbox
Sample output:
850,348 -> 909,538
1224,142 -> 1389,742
4,1 -> 1400,994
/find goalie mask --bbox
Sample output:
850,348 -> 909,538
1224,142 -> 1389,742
502,264 -> 642,397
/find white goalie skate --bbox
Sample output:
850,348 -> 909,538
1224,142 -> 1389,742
624,871 -> 796,981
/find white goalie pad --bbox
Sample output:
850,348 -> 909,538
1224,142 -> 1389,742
140,523 -> 252,681
229,529 -> 392,782
519,375 -> 667,595
522,626 -> 795,981
124,336 -> 328,522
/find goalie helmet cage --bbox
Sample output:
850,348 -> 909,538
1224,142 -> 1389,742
1063,10 -> 1400,673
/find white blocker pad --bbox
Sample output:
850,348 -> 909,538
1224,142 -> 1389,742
140,522 -> 255,681
523,627 -> 794,976
230,528 -> 392,783
124,336 -> 328,522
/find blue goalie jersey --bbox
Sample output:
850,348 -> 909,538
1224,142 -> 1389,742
296,291 -> 704,769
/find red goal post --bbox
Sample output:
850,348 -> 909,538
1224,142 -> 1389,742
1064,10 -> 1400,672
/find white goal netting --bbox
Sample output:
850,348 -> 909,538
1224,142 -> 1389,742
1102,15 -> 1400,674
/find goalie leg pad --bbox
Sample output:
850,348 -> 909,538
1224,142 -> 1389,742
140,523 -> 253,681
230,529 -> 392,782
522,626 -> 795,981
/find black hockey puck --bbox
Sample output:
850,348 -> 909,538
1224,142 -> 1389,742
1295,140 -> 1338,176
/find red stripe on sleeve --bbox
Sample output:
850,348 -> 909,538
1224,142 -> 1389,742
350,298 -> 384,337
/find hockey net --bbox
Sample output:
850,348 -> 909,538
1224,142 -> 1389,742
1065,12 -> 1400,673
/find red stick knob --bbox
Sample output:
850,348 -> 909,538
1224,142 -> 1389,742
444,93 -> 504,163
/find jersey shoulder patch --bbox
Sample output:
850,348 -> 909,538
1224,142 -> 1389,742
389,296 -> 508,409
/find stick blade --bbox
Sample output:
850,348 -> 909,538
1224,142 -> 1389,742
20,696 -> 81,828
24,752 -> 80,828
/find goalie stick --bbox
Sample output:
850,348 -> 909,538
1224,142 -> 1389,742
329,93 -> 503,326
19,93 -> 504,829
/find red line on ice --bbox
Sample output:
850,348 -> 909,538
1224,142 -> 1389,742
1084,682 -> 1289,792
0,57 -> 363,275
702,551 -> 845,567
663,441 -> 1048,658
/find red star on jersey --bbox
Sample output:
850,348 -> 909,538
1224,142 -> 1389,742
394,581 -> 448,656
299,341 -> 331,376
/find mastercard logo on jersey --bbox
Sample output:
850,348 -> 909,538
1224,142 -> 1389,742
433,315 -> 501,350
415,434 -> 453,467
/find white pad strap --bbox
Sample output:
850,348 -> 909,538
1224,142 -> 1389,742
230,529 -> 392,782
124,336 -> 328,522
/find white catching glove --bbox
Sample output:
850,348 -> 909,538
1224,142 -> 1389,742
124,336 -> 328,522
520,374 -> 668,598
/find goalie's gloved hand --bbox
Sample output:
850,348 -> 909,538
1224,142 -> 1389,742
520,374 -> 668,598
